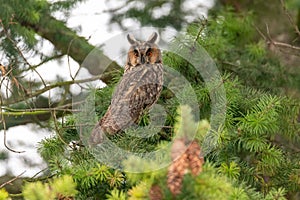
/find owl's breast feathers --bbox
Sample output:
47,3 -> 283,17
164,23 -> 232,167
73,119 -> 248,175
89,63 -> 163,145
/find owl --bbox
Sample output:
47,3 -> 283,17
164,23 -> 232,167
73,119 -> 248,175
89,32 -> 163,145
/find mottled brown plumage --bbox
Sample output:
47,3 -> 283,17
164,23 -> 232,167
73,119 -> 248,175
89,32 -> 163,145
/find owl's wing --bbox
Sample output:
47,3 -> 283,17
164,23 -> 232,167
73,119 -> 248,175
106,63 -> 163,127
128,80 -> 163,122
90,63 -> 163,145
128,63 -> 163,121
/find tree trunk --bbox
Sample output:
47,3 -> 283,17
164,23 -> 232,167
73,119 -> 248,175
18,14 -> 122,85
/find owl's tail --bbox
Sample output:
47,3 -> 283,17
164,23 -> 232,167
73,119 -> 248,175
89,123 -> 106,146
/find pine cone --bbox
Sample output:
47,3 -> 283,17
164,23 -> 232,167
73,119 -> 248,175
167,152 -> 188,196
186,140 -> 204,176
170,138 -> 187,161
57,194 -> 74,200
167,138 -> 205,196
149,185 -> 163,200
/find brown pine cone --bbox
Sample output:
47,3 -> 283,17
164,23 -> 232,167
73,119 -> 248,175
186,140 -> 204,176
170,138 -> 187,161
167,152 -> 188,196
57,194 -> 74,200
149,185 -> 163,200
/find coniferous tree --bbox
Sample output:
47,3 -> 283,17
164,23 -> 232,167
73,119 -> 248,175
1,2 -> 300,200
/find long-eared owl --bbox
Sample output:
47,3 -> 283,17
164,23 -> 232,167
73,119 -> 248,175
89,32 -> 163,145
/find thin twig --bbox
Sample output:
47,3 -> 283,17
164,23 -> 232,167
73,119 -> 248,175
5,65 -> 31,101
19,53 -> 65,74
51,111 -> 68,146
103,3 -> 126,13
0,171 -> 26,188
0,65 -> 14,100
280,0 -> 300,37
254,25 -> 267,41
265,23 -> 272,41
255,24 -> 300,54
3,129 -> 26,153
1,100 -> 83,112
0,90 -> 25,153
271,41 -> 300,50
194,19 -> 207,44
0,20 -> 47,87
0,101 -> 84,116
26,173 -> 56,182
67,38 -> 76,81
30,168 -> 48,179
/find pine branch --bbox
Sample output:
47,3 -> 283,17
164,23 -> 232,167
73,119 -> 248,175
2,74 -> 104,106
0,171 -> 26,189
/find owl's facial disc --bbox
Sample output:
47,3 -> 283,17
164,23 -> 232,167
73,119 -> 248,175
126,33 -> 162,70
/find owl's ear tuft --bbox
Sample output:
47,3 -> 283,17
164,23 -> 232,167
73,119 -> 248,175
127,33 -> 137,45
147,32 -> 158,43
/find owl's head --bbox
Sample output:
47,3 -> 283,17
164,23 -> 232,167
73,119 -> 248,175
126,32 -> 162,71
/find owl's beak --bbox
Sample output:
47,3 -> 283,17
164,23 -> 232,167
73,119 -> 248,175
140,56 -> 145,64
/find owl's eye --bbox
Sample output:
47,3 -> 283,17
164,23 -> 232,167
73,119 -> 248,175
146,49 -> 152,57
133,50 -> 139,57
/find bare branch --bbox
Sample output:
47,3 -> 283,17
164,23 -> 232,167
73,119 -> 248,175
19,53 -> 65,74
0,89 -> 26,153
0,20 -> 47,87
67,38 -> 76,81
194,18 -> 207,44
2,74 -> 105,106
51,111 -> 68,146
0,171 -> 26,188
1,100 -> 83,116
3,129 -> 26,153
271,41 -> 300,51
30,168 -> 48,179
255,24 -> 300,55
280,0 -> 300,37
254,25 -> 267,41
